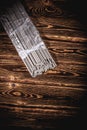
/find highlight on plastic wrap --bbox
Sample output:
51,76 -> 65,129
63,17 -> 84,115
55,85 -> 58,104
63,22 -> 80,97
0,1 -> 57,77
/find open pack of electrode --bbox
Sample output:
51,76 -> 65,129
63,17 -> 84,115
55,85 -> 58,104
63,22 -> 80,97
0,0 -> 57,77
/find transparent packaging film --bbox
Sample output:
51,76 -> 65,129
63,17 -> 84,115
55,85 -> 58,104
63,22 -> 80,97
0,1 -> 57,77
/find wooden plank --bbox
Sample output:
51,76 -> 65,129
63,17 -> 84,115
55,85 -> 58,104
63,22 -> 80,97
0,0 -> 87,129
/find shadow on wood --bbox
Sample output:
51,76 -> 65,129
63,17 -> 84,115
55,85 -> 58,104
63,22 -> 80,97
0,0 -> 87,129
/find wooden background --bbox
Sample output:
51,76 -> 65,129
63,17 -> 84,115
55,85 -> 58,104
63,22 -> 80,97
0,0 -> 87,129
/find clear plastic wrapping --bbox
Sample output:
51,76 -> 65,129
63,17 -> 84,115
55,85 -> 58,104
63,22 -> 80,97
0,1 -> 57,77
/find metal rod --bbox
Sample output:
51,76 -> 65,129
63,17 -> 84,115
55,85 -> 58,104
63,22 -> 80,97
0,1 -> 57,77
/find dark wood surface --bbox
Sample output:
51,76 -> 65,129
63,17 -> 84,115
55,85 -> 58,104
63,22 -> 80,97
0,0 -> 87,129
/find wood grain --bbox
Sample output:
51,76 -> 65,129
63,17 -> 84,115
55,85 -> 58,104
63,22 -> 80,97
0,0 -> 87,129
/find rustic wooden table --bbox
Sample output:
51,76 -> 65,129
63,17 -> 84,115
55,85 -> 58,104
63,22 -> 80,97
0,0 -> 87,129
